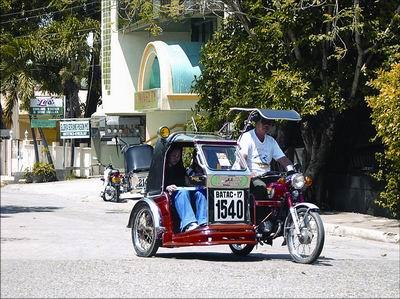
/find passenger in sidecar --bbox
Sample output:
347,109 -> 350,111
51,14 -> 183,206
127,127 -> 256,257
164,144 -> 207,232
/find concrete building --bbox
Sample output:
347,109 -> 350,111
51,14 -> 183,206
92,0 -> 220,168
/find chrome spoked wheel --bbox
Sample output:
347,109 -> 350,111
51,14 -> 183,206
103,184 -> 117,202
229,244 -> 255,256
132,204 -> 160,257
286,207 -> 325,264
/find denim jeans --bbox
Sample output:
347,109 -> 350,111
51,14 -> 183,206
173,188 -> 207,231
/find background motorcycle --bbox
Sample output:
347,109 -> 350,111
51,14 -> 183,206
100,163 -> 123,202
99,135 -> 153,203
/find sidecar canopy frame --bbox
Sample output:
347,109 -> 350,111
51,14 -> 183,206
229,107 -> 301,121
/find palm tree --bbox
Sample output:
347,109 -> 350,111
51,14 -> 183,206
0,37 -> 41,164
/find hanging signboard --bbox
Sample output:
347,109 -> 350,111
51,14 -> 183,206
29,96 -> 64,128
60,120 -> 90,139
30,97 -> 64,117
31,119 -> 57,128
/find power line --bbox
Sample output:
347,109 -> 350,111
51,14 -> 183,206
10,27 -> 99,41
0,3 -> 54,18
0,0 -> 100,18
0,1 -> 99,25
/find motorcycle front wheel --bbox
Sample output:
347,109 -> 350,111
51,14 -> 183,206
132,204 -> 160,257
286,207 -> 325,264
229,244 -> 255,256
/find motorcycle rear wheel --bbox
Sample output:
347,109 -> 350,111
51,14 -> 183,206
229,244 -> 255,256
102,183 -> 118,202
132,204 -> 160,257
286,207 -> 325,264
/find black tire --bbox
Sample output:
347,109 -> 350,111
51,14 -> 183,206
229,244 -> 255,256
131,204 -> 160,257
102,183 -> 117,202
286,207 -> 325,264
115,188 -> 121,202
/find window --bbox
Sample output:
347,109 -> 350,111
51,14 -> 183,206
201,145 -> 247,171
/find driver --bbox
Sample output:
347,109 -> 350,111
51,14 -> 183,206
164,146 -> 207,232
238,113 -> 295,199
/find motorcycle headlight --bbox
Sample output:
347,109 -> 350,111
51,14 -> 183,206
291,173 -> 305,189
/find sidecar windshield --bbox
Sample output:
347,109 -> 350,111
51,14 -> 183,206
201,145 -> 247,171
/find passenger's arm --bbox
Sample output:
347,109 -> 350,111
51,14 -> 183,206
166,185 -> 178,194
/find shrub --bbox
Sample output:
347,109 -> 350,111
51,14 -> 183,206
32,162 -> 57,183
22,167 -> 33,183
366,63 -> 400,218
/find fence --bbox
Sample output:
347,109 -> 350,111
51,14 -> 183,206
0,139 -> 98,180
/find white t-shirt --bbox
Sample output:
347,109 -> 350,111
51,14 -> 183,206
239,129 -> 285,175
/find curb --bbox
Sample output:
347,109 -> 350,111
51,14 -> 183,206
324,223 -> 399,244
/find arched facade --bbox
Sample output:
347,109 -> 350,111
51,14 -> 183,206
136,41 -> 201,111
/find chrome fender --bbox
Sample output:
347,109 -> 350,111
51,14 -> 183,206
283,202 -> 321,238
293,202 -> 320,212
127,198 -> 164,238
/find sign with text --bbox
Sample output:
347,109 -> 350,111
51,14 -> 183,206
31,119 -> 57,128
134,88 -> 160,110
30,97 -> 63,117
60,120 -> 90,139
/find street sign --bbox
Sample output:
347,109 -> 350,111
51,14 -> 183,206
30,97 -> 63,117
31,119 -> 57,128
60,120 -> 90,139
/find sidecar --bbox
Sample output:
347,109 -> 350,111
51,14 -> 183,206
127,128 -> 256,257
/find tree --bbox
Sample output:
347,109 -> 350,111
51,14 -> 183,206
366,62 -> 400,218
193,1 -> 400,205
1,0 -> 101,167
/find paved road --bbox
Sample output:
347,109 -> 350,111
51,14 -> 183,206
1,179 -> 399,298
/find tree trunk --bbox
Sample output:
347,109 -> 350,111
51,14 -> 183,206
64,77 -> 80,170
84,34 -> 101,119
38,128 -> 54,168
28,115 -> 40,164
31,127 -> 40,164
300,114 -> 336,206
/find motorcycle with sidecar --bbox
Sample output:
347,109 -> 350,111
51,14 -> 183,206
127,108 -> 325,263
99,135 -> 153,202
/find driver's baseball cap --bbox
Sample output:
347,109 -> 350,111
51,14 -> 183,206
260,118 -> 274,125
252,112 -> 274,125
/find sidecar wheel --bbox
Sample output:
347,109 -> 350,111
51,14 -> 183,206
229,244 -> 255,256
102,184 -> 117,202
286,207 -> 325,264
132,204 -> 160,257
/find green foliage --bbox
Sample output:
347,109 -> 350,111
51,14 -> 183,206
0,0 -> 100,124
22,167 -> 34,183
366,63 -> 400,218
193,1 -> 400,132
22,163 -> 57,183
118,0 -> 185,35
32,162 -> 57,183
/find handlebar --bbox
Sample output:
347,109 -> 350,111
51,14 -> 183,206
253,170 -> 284,179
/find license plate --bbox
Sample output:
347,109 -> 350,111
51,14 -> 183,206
214,190 -> 245,222
136,177 -> 146,189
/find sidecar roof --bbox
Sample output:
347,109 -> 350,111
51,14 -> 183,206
229,107 -> 301,121
145,132 -> 236,195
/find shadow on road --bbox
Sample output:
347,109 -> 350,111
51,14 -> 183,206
155,251 -> 334,266
0,205 -> 62,217
156,251 -> 293,262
